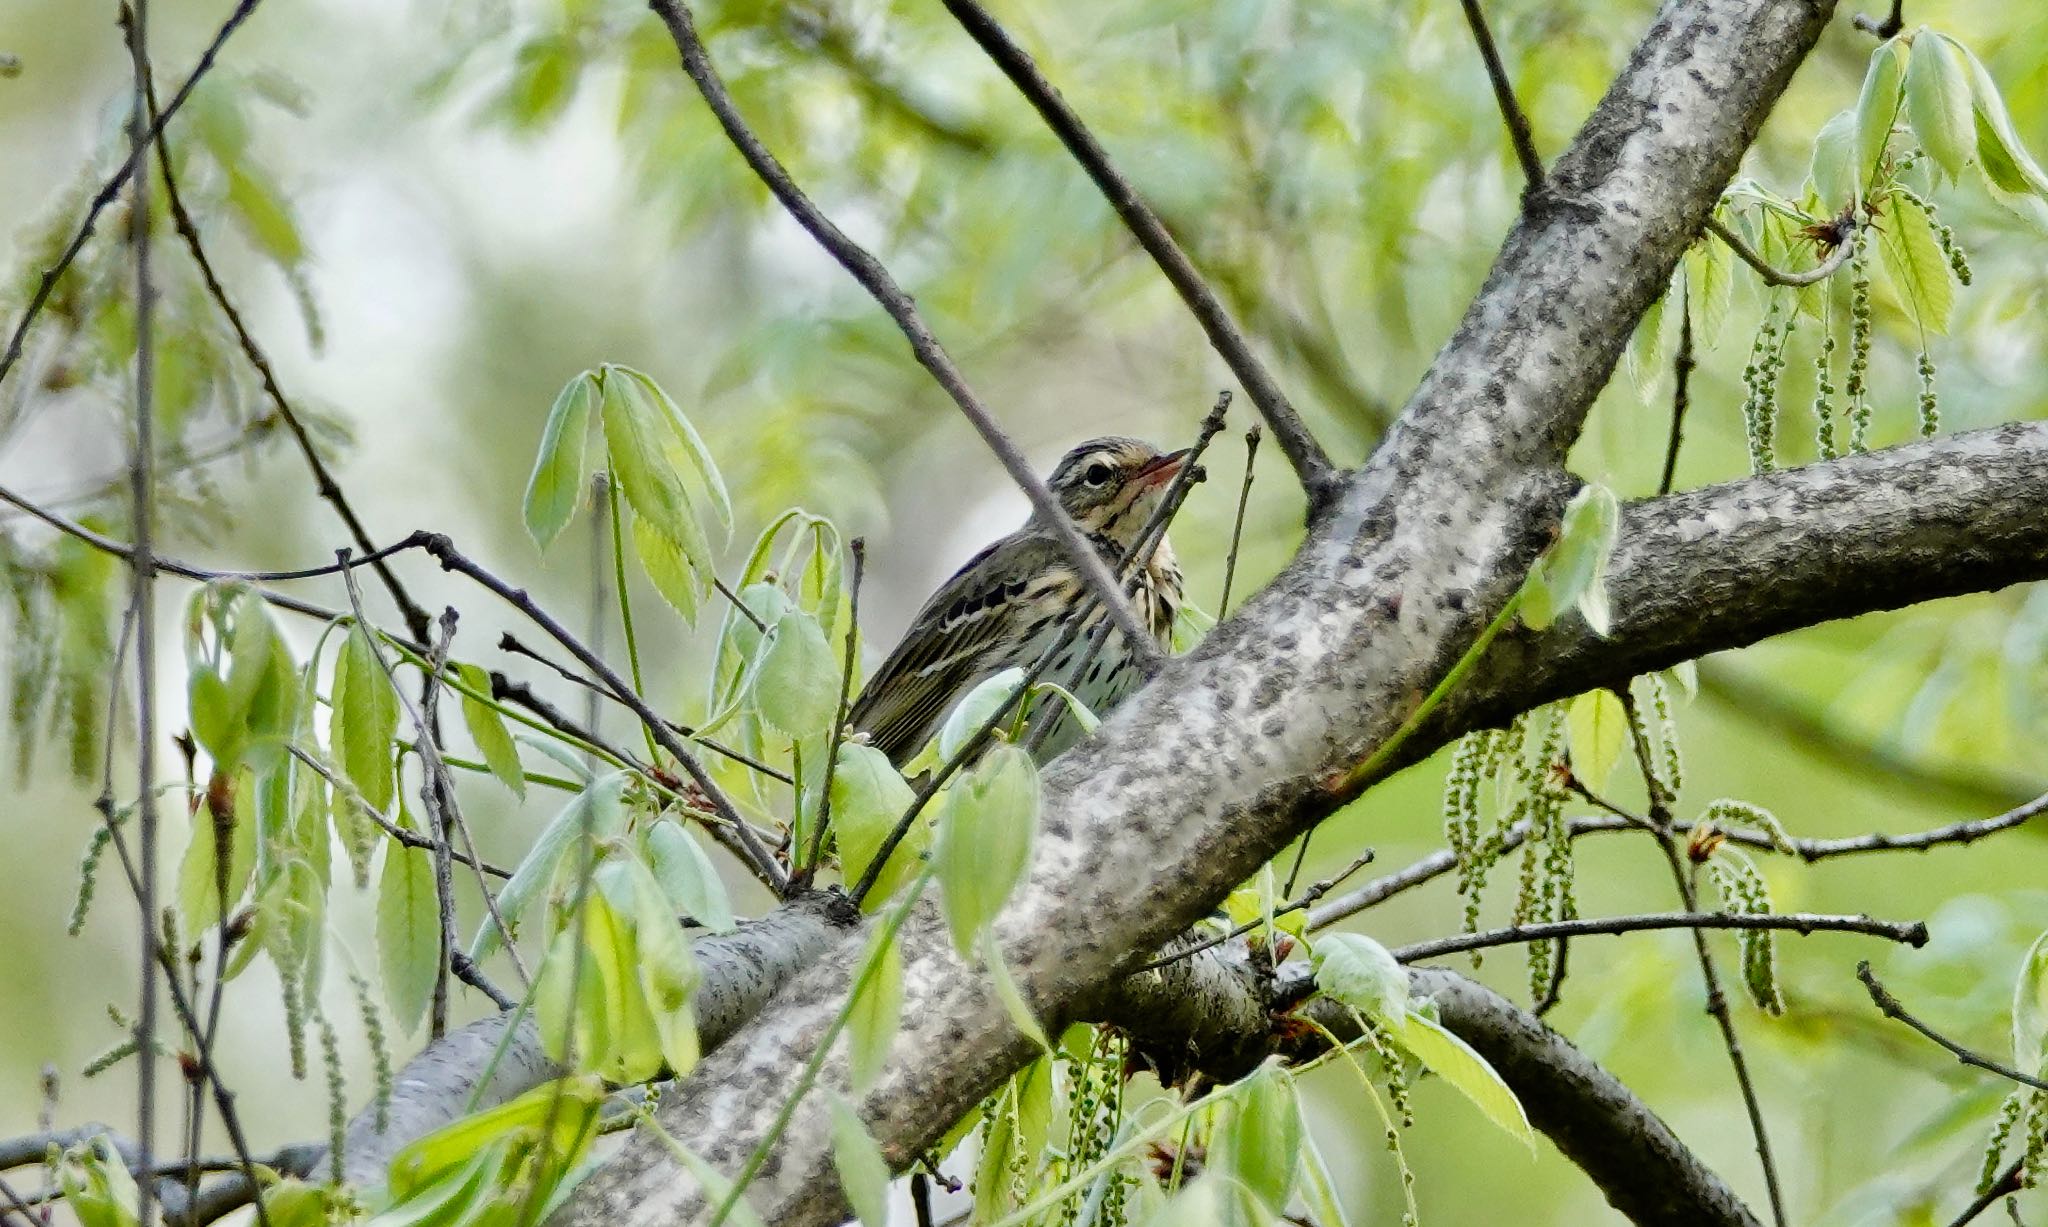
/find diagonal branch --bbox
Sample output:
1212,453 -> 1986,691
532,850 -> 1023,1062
643,0 -> 1160,672
934,0 -> 1341,513
1459,0 -> 1546,190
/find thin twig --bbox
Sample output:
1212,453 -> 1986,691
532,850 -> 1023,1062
797,539 -> 863,889
0,0 -> 265,392
645,0 -> 1161,668
422,534 -> 789,893
1390,911 -> 1927,963
1659,292 -> 1695,496
1217,425 -> 1260,616
1705,215 -> 1856,288
141,62 -> 434,645
286,747 -> 510,878
1134,851 -> 1375,974
1852,0 -> 1906,39
1858,962 -> 2048,1093
1947,1162 -> 2024,1227
120,2 -> 161,1216
934,0 -> 1339,514
1622,691 -> 1788,1227
1458,0 -> 1545,191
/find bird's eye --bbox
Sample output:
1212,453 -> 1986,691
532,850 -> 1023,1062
1083,461 -> 1114,486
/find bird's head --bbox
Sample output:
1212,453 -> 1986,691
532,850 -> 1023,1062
1040,436 -> 1194,550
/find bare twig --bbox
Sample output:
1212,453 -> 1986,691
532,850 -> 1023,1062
1705,215 -> 1856,288
285,747 -> 510,879
797,539 -> 863,889
422,533 -> 789,893
644,0 -> 1159,670
1458,0 -> 1545,190
1659,292 -> 1695,496
1217,425 -> 1260,616
933,0 -> 1339,514
1391,911 -> 1927,963
0,0 -> 265,392
1134,850 -> 1375,973
1853,0 -> 1906,39
1946,1162 -> 2024,1227
1858,962 -> 2048,1093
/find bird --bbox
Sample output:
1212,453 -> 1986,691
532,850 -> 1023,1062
848,437 -> 1190,766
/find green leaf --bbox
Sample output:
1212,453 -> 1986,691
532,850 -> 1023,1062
972,1093 -> 1017,1223
177,792 -> 254,933
453,663 -> 524,798
1905,30 -> 1974,182
1394,1007 -> 1535,1148
1953,38 -> 2048,200
607,365 -> 732,534
621,854 -> 702,1076
1297,1130 -> 1352,1227
225,163 -> 304,266
847,924 -> 903,1091
378,837 -> 441,1035
334,624 -> 400,813
754,608 -> 839,737
385,1073 -> 604,1200
1310,932 -> 1409,1024
645,819 -> 735,933
600,368 -> 717,582
1520,484 -> 1619,634
982,930 -> 1051,1054
829,743 -> 922,909
56,1137 -> 141,1227
1879,190 -> 1954,334
937,667 -> 1028,761
1809,108 -> 1862,209
469,773 -> 627,961
1682,235 -> 1732,348
524,372 -> 596,550
633,514 -> 705,623
828,1096 -> 893,1227
1220,1063 -> 1302,1211
1566,688 -> 1627,791
188,667 -> 241,767
2013,930 -> 2048,1076
1855,37 -> 1908,176
935,743 -> 1040,957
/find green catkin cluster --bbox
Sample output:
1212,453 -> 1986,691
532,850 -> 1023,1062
1509,708 -> 1569,997
1896,185 -> 1974,285
1845,229 -> 1875,452
1917,351 -> 1940,438
1739,297 -> 1793,472
1357,1013 -> 1415,1129
1699,798 -> 1796,854
1813,313 -> 1840,460
81,1037 -> 139,1079
1980,1090 -> 2026,1194
1057,1031 -> 1124,1227
2025,1089 -> 2048,1188
317,1009 -> 346,1184
349,972 -> 394,1132
281,969 -> 309,1080
1633,673 -> 1685,800
68,824 -> 114,935
1705,852 -> 1783,1014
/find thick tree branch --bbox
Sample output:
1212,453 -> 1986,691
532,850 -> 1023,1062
558,2 -> 1840,1221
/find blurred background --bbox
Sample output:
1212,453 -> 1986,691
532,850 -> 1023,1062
1,0 -> 2045,1221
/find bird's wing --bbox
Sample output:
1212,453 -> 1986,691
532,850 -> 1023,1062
849,532 -> 1064,766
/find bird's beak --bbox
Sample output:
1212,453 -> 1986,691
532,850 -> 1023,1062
1135,448 -> 1191,488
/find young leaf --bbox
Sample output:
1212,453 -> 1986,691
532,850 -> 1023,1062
454,664 -> 524,798
1905,30 -> 1974,182
1855,37 -> 1908,176
607,365 -> 732,535
1566,688 -> 1627,791
524,371 -> 596,550
378,839 -> 441,1035
334,624 -> 399,812
1879,190 -> 1955,334
469,773 -> 627,961
1809,108 -> 1862,209
829,743 -> 922,908
828,1096 -> 893,1227
1298,1130 -> 1353,1227
599,369 -> 716,580
982,931 -> 1052,1053
1220,1063 -> 1303,1211
632,515 -> 704,623
847,925 -> 903,1092
1394,1008 -> 1536,1148
1520,484 -> 1620,634
935,743 -> 1040,957
972,1094 -> 1018,1223
1953,38 -> 2048,200
937,667 -> 1028,761
2012,930 -> 2048,1076
1310,932 -> 1410,1024
177,794 -> 253,933
1682,236 -> 1732,348
621,854 -> 702,1076
754,608 -> 839,737
645,819 -> 735,933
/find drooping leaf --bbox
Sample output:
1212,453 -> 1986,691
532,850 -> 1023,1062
1311,932 -> 1410,1024
1855,37 -> 1908,176
632,514 -> 705,623
524,372 -> 596,550
1394,1007 -> 1536,1148
937,667 -> 1028,762
848,924 -> 904,1092
620,853 -> 702,1076
828,1096 -> 893,1227
600,368 -> 717,581
1520,484 -> 1619,634
645,819 -> 735,933
1219,1063 -> 1303,1211
1682,235 -> 1732,348
469,772 -> 627,961
754,608 -> 839,737
829,743 -> 922,908
377,837 -> 441,1034
1879,190 -> 1955,334
1809,108 -> 1862,209
607,365 -> 732,534
334,624 -> 400,813
177,790 -> 254,933
935,743 -> 1040,956
1566,688 -> 1628,791
1952,38 -> 2048,200
983,930 -> 1051,1053
1904,30 -> 1974,182
2013,930 -> 2048,1076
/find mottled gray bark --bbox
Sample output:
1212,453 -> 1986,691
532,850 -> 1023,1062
554,1 -> 1843,1222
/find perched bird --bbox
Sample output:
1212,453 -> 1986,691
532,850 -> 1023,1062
849,437 -> 1190,766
